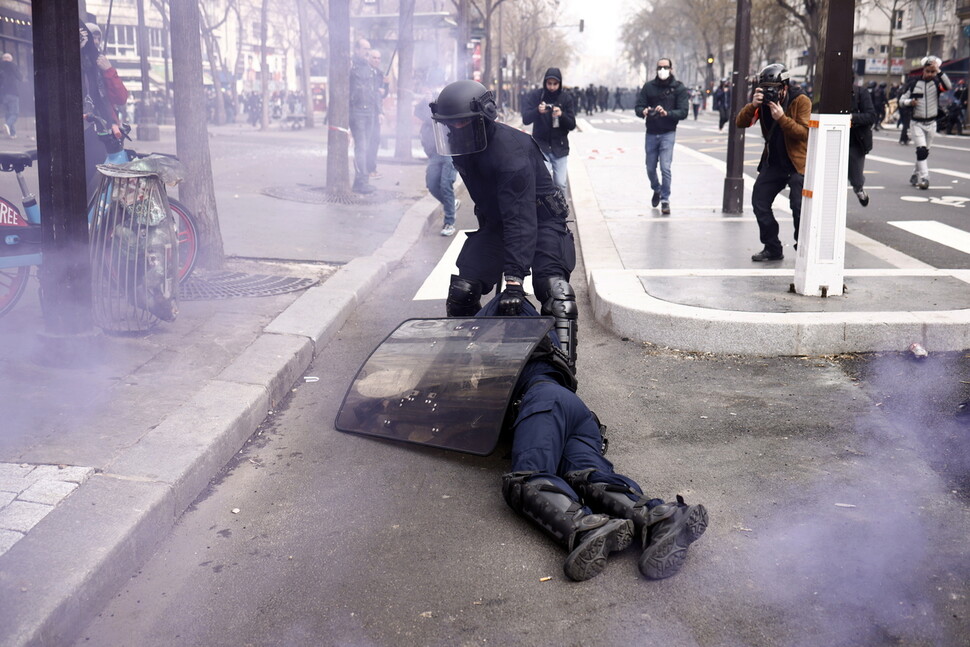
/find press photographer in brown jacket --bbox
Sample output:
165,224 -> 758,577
735,64 -> 811,262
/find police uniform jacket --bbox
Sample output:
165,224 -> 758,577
452,120 -> 558,281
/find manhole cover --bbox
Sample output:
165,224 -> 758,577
261,184 -> 403,205
179,271 -> 318,301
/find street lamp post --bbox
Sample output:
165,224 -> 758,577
722,0 -> 750,213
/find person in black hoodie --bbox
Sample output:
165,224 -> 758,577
521,68 -> 577,191
849,78 -> 878,207
634,58 -> 689,215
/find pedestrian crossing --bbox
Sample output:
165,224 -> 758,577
412,233 -> 534,301
889,221 -> 970,255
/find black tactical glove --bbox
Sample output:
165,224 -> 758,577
498,281 -> 525,315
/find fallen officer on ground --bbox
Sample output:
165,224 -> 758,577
336,294 -> 709,581
480,294 -> 709,581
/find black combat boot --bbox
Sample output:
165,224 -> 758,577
502,472 -> 634,581
565,469 -> 708,580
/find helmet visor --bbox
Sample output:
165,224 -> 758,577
433,117 -> 487,156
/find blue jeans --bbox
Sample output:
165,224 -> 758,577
425,153 -> 457,225
542,151 -> 569,191
349,112 -> 374,185
2,94 -> 18,136
645,131 -> 675,201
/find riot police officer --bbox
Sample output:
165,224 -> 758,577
430,80 -> 579,369
477,294 -> 709,582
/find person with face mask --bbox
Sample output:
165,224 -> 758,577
634,58 -> 690,215
521,68 -> 576,191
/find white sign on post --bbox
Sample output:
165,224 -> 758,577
793,113 -> 851,297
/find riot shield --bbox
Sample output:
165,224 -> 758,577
335,317 -> 554,456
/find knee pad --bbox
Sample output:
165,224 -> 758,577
446,275 -> 482,317
535,277 -> 578,367
501,471 -> 538,510
916,146 -> 929,161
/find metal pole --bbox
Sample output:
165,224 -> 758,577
818,0 -> 855,114
722,0 -> 750,213
136,0 -> 159,139
33,0 -> 97,351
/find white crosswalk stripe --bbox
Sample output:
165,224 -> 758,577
413,232 -> 534,301
889,220 -> 970,255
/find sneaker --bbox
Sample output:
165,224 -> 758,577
454,198 -> 461,212
854,189 -> 869,207
440,224 -> 456,237
352,183 -> 375,195
638,495 -> 708,580
909,173 -> 918,186
660,201 -> 671,215
918,178 -> 929,190
369,171 -> 382,179
751,248 -> 784,262
651,191 -> 661,208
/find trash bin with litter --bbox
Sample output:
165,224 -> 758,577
89,156 -> 184,332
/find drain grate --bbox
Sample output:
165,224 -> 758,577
261,184 -> 403,205
179,271 -> 318,301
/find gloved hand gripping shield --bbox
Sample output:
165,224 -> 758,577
335,317 -> 554,455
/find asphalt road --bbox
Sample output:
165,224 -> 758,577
72,180 -> 970,646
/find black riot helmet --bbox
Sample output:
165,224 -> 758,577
429,80 -> 498,156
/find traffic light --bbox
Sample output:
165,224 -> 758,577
706,54 -> 715,67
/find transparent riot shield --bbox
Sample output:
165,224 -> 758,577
335,317 -> 554,456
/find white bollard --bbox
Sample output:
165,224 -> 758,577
794,113 -> 851,297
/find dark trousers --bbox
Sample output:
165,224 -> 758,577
349,112 -> 373,186
367,115 -> 380,173
848,144 -> 867,191
752,164 -> 803,255
511,376 -> 642,504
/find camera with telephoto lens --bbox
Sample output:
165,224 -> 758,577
760,85 -> 780,104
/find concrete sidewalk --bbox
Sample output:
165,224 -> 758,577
571,115 -> 970,355
0,124 -> 453,647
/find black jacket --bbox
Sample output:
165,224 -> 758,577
521,68 -> 577,158
635,76 -> 690,134
349,55 -> 380,117
451,120 -> 558,280
850,85 -> 877,152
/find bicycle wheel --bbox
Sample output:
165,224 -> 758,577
169,198 -> 198,282
0,265 -> 30,317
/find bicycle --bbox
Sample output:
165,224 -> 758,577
0,119 -> 199,318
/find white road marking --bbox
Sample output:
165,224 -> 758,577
889,220 -> 970,255
413,232 -> 534,301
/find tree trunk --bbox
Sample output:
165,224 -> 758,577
394,0 -> 415,158
170,0 -> 225,269
260,0 -> 270,130
326,0 -> 351,192
200,22 -> 227,125
296,0 -> 315,128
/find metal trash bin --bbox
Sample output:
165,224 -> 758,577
90,163 -> 179,332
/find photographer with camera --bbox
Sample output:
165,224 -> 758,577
899,56 -> 952,190
521,68 -> 576,191
735,63 -> 811,262
634,58 -> 689,215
